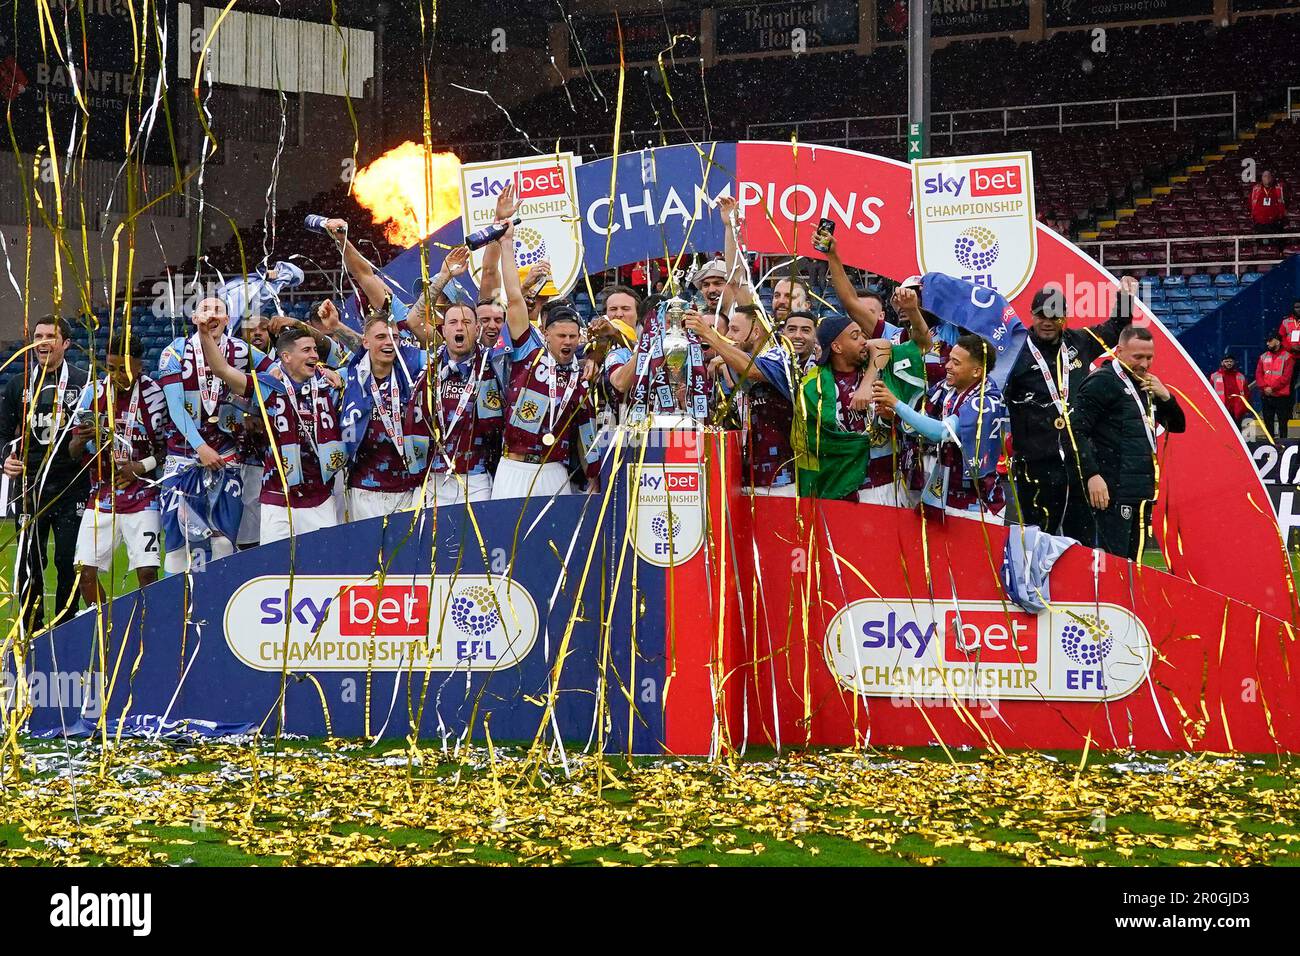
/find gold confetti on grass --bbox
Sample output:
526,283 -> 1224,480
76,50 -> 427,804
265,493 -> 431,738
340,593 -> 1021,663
1,743 -> 1297,866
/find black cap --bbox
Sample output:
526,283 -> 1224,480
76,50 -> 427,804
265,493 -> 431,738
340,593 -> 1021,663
1031,287 -> 1067,320
543,302 -> 582,329
1267,331 -> 1282,343
816,315 -> 853,366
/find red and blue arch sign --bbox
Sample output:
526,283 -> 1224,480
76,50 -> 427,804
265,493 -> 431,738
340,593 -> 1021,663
24,143 -> 1300,753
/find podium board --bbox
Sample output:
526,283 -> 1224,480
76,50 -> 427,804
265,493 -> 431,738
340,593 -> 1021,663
20,425 -> 1300,753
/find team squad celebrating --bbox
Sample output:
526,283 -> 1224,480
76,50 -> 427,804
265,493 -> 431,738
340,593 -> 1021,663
0,184 -> 1184,629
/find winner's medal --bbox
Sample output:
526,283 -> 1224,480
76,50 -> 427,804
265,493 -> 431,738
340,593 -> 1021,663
1054,416 -> 1066,430
541,432 -> 556,447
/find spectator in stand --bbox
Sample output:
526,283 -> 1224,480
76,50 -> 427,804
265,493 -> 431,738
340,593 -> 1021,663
1255,332 -> 1294,442
1277,299 -> 1300,409
1210,354 -> 1250,429
1250,170 -> 1287,235
628,261 -> 648,291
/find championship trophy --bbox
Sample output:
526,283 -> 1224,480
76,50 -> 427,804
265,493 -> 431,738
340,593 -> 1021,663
660,296 -> 691,410
654,294 -> 711,425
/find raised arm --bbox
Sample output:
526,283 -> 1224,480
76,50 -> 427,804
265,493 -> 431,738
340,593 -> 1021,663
312,299 -> 363,358
499,221 -> 530,343
1083,275 -> 1139,359
322,217 -> 390,309
718,195 -> 754,309
478,182 -> 520,302
825,235 -> 882,338
892,286 -> 931,354
198,326 -> 250,397
685,311 -> 764,385
405,246 -> 471,348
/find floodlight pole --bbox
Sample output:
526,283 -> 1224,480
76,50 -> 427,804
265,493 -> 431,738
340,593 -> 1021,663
907,0 -> 932,162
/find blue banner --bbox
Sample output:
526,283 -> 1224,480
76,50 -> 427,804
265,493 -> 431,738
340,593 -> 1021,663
575,142 -> 737,274
28,455 -> 667,752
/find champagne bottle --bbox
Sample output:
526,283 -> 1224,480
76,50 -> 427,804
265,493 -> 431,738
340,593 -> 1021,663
464,216 -> 522,251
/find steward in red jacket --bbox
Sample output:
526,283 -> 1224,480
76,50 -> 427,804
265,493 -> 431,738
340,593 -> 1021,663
1251,172 -> 1287,228
1210,356 -> 1249,423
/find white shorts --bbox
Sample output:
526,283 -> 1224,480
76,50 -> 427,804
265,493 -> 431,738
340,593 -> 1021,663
349,487 -> 417,520
490,459 -> 573,500
422,471 -> 493,508
260,499 -> 339,544
75,507 -> 162,572
742,483 -> 798,497
236,463 -> 262,546
858,481 -> 911,507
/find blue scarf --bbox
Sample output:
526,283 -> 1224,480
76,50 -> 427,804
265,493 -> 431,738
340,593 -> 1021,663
921,378 -> 1008,511
919,273 -> 1027,388
340,343 -> 423,464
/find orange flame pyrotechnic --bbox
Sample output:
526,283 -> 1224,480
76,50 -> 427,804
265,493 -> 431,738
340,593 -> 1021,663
352,142 -> 463,248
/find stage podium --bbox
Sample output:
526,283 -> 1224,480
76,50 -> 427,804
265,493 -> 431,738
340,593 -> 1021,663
19,420 -> 1300,754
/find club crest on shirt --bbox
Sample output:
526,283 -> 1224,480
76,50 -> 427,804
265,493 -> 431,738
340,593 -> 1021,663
511,388 -> 549,432
480,382 -> 503,412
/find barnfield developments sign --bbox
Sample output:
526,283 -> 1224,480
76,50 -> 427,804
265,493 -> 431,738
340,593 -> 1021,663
714,0 -> 861,55
0,0 -> 174,161
876,0 -> 1032,41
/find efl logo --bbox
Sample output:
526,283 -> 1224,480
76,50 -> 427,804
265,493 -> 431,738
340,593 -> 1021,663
665,471 -> 699,493
339,585 -> 430,637
943,610 -> 1037,663
514,166 -> 566,199
969,165 -> 1022,198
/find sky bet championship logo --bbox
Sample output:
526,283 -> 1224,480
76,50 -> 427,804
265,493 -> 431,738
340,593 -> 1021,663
223,575 -> 539,672
823,599 -> 1151,701
631,464 -> 705,568
460,153 -> 582,297
912,152 -> 1037,299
